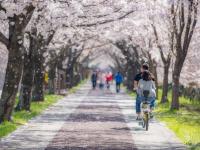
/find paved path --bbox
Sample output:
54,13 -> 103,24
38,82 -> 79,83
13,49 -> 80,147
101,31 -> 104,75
0,83 -> 187,150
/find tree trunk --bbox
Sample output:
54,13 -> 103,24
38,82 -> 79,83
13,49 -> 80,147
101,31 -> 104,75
126,69 -> 133,90
126,64 -> 136,91
153,65 -> 158,98
161,64 -> 170,103
48,66 -> 56,94
15,29 -> 38,110
66,65 -> 74,89
69,66 -> 74,88
0,4 -> 35,122
0,46 -> 23,122
32,54 -> 45,102
15,53 -> 34,111
171,57 -> 183,110
149,60 -> 158,98
171,73 -> 180,110
74,64 -> 80,86
48,79 -> 55,94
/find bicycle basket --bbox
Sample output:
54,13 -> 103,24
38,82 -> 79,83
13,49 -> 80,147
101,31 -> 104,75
142,103 -> 148,109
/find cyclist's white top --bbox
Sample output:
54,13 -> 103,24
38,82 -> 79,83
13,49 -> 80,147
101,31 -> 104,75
138,79 -> 156,97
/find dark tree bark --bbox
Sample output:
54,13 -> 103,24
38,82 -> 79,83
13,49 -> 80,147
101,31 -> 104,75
65,45 -> 84,89
171,1 -> 198,110
148,54 -> 159,98
114,40 -> 141,91
32,49 -> 45,102
32,31 -> 55,101
73,64 -> 79,86
0,46 -> 24,121
0,2 -> 6,13
47,48 -> 67,94
15,50 -> 34,111
126,63 -> 137,91
152,24 -> 172,103
161,64 -> 170,103
171,57 -> 182,109
16,6 -> 48,106
140,39 -> 159,98
0,5 -> 35,122
66,65 -> 74,88
15,29 -> 37,111
48,65 -> 56,94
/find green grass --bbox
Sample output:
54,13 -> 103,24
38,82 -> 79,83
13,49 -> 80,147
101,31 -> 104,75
128,89 -> 200,149
68,80 -> 87,94
0,80 -> 87,138
155,89 -> 200,150
128,91 -> 136,97
0,94 -> 63,138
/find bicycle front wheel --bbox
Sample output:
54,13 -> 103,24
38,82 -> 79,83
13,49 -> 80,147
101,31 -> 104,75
145,113 -> 149,131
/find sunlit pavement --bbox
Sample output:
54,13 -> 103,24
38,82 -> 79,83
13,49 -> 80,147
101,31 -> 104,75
110,86 -> 187,150
0,82 -> 186,150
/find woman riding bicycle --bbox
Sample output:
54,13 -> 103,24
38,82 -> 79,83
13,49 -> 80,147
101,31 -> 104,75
137,70 -> 156,119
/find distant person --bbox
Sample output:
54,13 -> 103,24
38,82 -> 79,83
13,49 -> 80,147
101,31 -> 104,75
115,72 -> 123,93
109,72 -> 113,83
99,72 -> 105,89
106,72 -> 112,89
91,71 -> 97,89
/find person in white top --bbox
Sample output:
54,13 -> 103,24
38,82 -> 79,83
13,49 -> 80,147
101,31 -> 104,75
137,70 -> 156,119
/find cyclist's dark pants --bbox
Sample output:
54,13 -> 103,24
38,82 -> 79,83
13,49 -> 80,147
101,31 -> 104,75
106,81 -> 110,89
116,82 -> 121,92
92,81 -> 97,89
136,96 -> 156,113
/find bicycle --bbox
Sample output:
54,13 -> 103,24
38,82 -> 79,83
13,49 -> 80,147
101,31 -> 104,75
140,90 -> 151,131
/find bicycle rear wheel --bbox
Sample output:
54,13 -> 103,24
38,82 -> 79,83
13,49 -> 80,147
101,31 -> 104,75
145,113 -> 149,131
142,113 -> 147,129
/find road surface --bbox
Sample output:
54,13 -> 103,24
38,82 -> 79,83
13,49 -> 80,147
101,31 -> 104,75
0,82 -> 186,150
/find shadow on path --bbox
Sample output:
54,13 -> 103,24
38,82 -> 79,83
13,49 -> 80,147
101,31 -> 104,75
46,89 -> 137,150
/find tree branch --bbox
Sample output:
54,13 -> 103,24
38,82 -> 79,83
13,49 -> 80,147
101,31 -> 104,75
73,10 -> 135,27
22,4 -> 35,28
187,2 -> 198,47
0,32 -> 9,46
183,1 -> 198,55
151,24 -> 167,63
46,30 -> 56,46
0,2 -> 6,13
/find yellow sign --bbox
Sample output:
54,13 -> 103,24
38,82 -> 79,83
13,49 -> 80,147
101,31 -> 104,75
45,73 -> 48,83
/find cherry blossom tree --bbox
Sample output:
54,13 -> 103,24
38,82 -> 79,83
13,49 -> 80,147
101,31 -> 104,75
0,2 -> 35,122
170,0 -> 199,110
0,0 -> 199,122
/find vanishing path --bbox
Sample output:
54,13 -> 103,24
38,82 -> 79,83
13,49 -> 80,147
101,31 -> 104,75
0,82 -> 186,150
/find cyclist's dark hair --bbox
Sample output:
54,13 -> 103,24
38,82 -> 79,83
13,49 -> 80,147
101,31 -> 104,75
142,70 -> 152,81
142,63 -> 149,70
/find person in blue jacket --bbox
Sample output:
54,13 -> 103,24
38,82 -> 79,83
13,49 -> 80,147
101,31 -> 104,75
115,72 -> 123,93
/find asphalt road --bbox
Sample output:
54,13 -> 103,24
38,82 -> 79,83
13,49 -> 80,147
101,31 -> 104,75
0,82 -> 187,150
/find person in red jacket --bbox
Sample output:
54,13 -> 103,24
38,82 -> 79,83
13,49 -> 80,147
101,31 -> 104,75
106,72 -> 113,89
